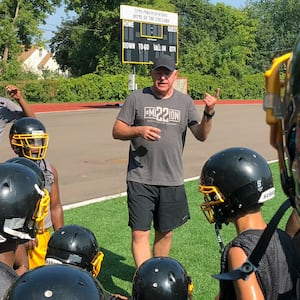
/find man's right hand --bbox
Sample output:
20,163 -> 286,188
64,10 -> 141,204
140,126 -> 161,141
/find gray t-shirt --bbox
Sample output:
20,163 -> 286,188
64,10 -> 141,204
0,97 -> 24,141
116,87 -> 200,186
0,261 -> 18,299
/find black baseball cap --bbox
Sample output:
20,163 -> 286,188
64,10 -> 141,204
152,55 -> 176,71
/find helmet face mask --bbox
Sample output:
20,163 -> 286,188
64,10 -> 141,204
263,35 -> 300,214
9,118 -> 49,160
199,147 -> 275,225
32,188 -> 50,233
199,185 -> 225,223
90,251 -> 104,278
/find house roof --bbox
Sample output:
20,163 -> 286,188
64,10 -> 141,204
38,52 -> 52,69
19,46 -> 36,62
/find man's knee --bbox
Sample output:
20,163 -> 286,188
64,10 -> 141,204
132,230 -> 150,242
155,230 -> 173,241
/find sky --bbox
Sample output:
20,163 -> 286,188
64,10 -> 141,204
40,0 -> 246,42
211,0 -> 246,8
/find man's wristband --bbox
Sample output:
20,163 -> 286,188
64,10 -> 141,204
203,110 -> 215,119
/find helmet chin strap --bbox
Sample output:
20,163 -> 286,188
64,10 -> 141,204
215,223 -> 225,253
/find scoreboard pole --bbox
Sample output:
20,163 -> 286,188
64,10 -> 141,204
128,65 -> 137,91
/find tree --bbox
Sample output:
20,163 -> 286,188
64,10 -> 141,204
173,0 -> 257,78
50,0 -> 176,76
246,0 -> 300,72
0,0 -> 62,65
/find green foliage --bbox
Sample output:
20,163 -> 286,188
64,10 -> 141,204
239,73 -> 265,99
0,60 -> 38,81
2,0 -> 300,89
0,72 -> 264,102
246,0 -> 300,72
181,72 -> 264,100
0,0 -> 62,61
52,0 -> 177,76
53,74 -> 131,102
173,0 -> 257,78
51,2 -> 123,76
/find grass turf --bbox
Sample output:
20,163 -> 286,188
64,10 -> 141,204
63,162 -> 292,299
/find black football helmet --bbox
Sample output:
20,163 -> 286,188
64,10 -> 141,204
0,163 -> 47,243
199,147 -> 275,224
4,264 -> 104,300
9,117 -> 49,160
46,224 -> 104,277
5,157 -> 45,187
5,157 -> 50,232
132,257 -> 193,300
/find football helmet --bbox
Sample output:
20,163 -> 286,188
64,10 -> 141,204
5,157 -> 45,187
46,224 -> 104,277
0,163 -> 47,243
4,264 -> 104,300
132,257 -> 193,300
9,117 -> 49,160
288,37 -> 300,211
263,35 -> 300,212
5,157 -> 50,232
199,147 -> 275,224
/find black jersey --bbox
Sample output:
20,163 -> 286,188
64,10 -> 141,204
219,229 -> 298,300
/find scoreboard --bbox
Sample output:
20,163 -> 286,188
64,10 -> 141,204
120,5 -> 178,65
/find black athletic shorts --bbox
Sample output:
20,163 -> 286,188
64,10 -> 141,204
127,181 -> 190,232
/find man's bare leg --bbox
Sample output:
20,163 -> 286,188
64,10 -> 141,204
132,230 -> 151,268
153,230 -> 173,257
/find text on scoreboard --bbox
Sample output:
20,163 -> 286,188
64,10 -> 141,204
120,5 -> 178,65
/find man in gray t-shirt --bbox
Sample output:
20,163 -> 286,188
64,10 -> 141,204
0,261 -> 18,299
0,85 -> 35,141
112,54 -> 219,268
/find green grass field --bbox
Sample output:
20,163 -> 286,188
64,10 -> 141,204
63,162 -> 292,299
